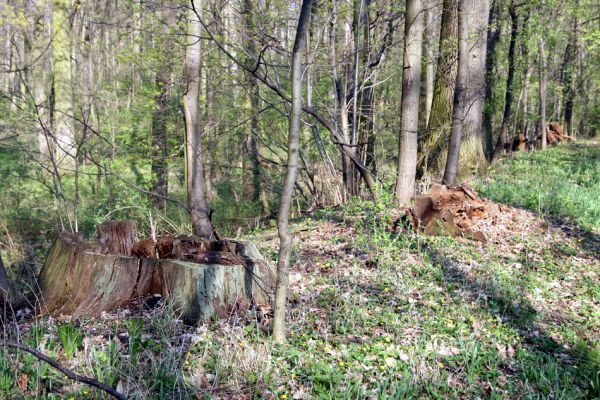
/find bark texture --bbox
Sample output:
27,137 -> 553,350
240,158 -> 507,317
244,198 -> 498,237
184,1 -> 214,239
396,0 -> 423,206
272,0 -> 313,342
418,0 -> 458,176
38,233 -> 275,324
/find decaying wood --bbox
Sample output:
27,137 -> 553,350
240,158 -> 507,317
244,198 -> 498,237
97,220 -> 136,256
38,226 -> 275,324
412,183 -> 490,242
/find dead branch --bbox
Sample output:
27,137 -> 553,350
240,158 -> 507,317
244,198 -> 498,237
1,341 -> 127,400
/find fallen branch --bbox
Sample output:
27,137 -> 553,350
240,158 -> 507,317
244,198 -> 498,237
1,341 -> 127,400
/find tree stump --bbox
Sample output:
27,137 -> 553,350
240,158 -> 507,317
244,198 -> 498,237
38,228 -> 275,324
97,220 -> 136,256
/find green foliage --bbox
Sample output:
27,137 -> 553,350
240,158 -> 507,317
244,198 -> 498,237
124,318 -> 144,366
478,143 -> 600,231
57,321 -> 84,359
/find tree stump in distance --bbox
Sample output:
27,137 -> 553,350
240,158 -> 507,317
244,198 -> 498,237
97,220 -> 136,256
38,224 -> 275,324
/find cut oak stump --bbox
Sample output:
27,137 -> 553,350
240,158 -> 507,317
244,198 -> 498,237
38,232 -> 275,324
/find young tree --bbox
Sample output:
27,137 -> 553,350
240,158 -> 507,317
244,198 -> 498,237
184,0 -> 214,239
396,0 -> 423,206
539,37 -> 548,149
272,0 -> 313,342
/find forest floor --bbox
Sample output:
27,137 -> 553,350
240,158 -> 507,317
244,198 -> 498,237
3,141 -> 600,399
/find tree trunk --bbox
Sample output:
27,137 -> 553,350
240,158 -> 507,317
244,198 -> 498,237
482,0 -> 500,159
539,37 -> 547,149
424,2 -> 437,127
243,0 -> 270,216
52,0 -> 76,170
396,0 -> 423,206
184,1 -> 214,239
492,1 -> 518,163
418,0 -> 458,176
272,0 -> 313,342
38,232 -> 274,324
562,13 -> 579,136
443,0 -> 469,184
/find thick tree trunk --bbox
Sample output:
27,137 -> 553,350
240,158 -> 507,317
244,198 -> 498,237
185,1 -> 214,239
443,0 -> 469,184
418,0 -> 458,176
458,0 -> 490,173
38,232 -> 274,324
424,2 -> 437,127
396,0 -> 423,206
492,1 -> 518,163
272,0 -> 313,342
482,0 -> 500,160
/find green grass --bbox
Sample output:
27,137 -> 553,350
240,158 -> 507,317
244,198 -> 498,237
478,141 -> 600,231
3,142 -> 600,399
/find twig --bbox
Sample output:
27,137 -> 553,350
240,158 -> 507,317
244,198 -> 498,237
1,341 -> 127,400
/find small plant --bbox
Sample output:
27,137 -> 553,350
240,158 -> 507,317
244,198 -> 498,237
124,318 -> 144,366
57,321 -> 83,359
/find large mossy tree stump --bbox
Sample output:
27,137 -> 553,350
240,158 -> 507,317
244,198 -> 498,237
38,222 -> 275,324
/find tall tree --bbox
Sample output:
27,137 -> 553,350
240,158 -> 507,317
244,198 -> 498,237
396,0 -> 423,206
457,0 -> 490,172
184,0 -> 214,238
272,0 -> 313,342
482,0 -> 500,159
539,37 -> 547,149
52,0 -> 76,169
443,0 -> 468,184
150,3 -> 178,210
418,0 -> 458,176
492,0 -> 519,162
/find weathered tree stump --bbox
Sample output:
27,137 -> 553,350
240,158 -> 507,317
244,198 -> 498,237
97,220 -> 136,256
38,229 -> 275,324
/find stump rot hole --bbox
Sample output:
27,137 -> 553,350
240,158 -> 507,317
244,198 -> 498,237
38,221 -> 276,324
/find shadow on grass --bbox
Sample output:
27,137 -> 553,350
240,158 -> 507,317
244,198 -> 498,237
422,241 -> 600,398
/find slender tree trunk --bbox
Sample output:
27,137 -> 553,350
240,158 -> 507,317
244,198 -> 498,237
418,0 -> 458,176
443,0 -> 469,184
563,14 -> 578,136
539,37 -> 547,149
492,1 -> 518,163
243,0 -> 270,216
272,0 -> 313,342
396,0 -> 423,206
0,253 -> 10,305
424,2 -> 436,127
52,0 -> 76,170
482,0 -> 500,160
184,1 -> 214,239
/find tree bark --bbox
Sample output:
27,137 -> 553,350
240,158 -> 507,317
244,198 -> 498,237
424,2 -> 437,127
52,0 -> 76,170
272,0 -> 313,342
418,0 -> 458,176
184,0 -> 214,239
482,0 -> 500,159
396,0 -> 423,206
492,1 -> 518,163
539,37 -> 547,149
443,0 -> 469,184
38,233 -> 274,324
